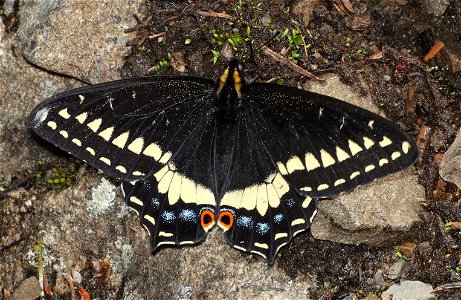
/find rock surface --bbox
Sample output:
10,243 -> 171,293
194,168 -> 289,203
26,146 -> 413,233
382,280 -> 435,300
308,77 -> 425,245
17,0 -> 141,84
1,1 -> 427,299
440,128 -> 461,189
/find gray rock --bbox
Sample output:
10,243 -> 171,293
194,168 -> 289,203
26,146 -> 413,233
382,280 -> 435,300
440,128 -> 461,189
308,76 -> 424,246
9,276 -> 41,300
17,0 -> 142,84
387,260 -> 411,280
422,0 -> 450,16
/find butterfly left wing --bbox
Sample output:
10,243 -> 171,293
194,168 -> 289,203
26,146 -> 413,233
29,76 -> 220,249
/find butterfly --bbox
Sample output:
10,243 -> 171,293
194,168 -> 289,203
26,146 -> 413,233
29,59 -> 418,263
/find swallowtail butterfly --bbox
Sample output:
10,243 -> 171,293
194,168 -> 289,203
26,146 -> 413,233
29,59 -> 417,263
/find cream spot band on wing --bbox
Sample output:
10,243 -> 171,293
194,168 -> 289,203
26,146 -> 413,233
220,172 -> 289,216
129,196 -> 144,206
98,126 -> 114,141
47,121 -> 57,130
75,112 -> 88,124
320,149 -> 335,167
379,136 -> 392,147
58,108 -> 71,119
87,118 -> 102,132
348,140 -> 363,156
336,146 -> 350,162
143,143 -> 162,160
59,130 -> 68,138
128,137 -> 144,154
153,164 -> 215,206
112,131 -> 130,149
363,137 -> 375,149
286,155 -> 305,173
305,152 -> 321,171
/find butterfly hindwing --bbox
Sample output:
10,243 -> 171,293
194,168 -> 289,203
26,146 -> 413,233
122,179 -> 215,249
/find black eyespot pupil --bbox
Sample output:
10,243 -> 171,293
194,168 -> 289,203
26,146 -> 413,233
220,215 -> 230,225
203,213 -> 212,224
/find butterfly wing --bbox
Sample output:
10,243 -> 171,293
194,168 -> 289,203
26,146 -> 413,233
246,83 -> 418,198
217,82 -> 417,263
29,76 -> 219,248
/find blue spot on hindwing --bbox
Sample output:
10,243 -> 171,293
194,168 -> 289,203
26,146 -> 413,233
151,197 -> 160,208
274,213 -> 284,223
179,209 -> 196,222
256,222 -> 269,235
236,216 -> 253,228
161,210 -> 175,223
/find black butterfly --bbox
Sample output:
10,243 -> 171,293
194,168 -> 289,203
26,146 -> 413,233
29,59 -> 418,263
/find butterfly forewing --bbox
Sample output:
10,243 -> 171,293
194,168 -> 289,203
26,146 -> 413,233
246,83 -> 418,198
29,76 -> 215,182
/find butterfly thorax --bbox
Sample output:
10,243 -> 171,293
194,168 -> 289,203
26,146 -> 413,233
213,59 -> 245,123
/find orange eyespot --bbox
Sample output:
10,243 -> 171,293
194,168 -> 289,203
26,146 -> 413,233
218,211 -> 234,231
200,209 -> 215,232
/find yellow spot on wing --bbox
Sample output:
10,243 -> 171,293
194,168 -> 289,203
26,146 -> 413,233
254,242 -> 269,249
379,136 -> 392,147
47,121 -> 57,130
305,152 -> 321,171
402,141 -> 410,154
348,140 -> 363,156
286,155 -> 305,173
112,131 -> 130,149
130,196 -> 143,206
116,165 -> 127,173
58,108 -> 71,119
336,146 -> 350,162
75,112 -> 88,124
86,147 -> 95,155
364,164 -> 375,172
379,158 -> 389,166
275,233 -> 288,240
143,215 -> 155,225
291,218 -> 305,226
99,157 -> 111,165
98,126 -> 114,141
87,118 -> 102,132
363,137 -> 375,149
143,143 -> 162,160
159,231 -> 173,237
128,137 -> 144,154
72,138 -> 81,146
59,130 -> 68,138
334,178 -> 346,186
320,149 -> 336,167
317,184 -> 329,191
302,197 -> 312,208
391,151 -> 401,160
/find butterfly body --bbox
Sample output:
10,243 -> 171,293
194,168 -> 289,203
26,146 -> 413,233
29,59 -> 417,263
